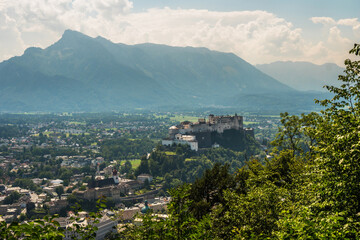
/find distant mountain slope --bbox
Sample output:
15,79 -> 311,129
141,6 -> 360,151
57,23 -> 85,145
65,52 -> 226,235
0,29 -> 319,113
95,38 -> 293,97
256,61 -> 344,92
0,61 -> 102,112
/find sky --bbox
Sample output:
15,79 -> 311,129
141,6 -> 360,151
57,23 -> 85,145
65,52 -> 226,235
0,0 -> 359,66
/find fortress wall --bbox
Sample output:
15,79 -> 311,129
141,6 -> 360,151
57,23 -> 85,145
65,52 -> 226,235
190,123 -> 210,133
193,132 -> 212,148
165,114 -> 248,150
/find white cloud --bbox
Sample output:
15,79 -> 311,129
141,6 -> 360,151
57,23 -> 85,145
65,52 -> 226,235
308,16 -> 359,64
106,8 -> 306,64
0,11 -> 26,61
0,1 -> 356,66
337,18 -> 360,39
311,16 -> 360,38
311,17 -> 336,25
312,17 -> 360,37
0,0 -> 133,61
337,18 -> 359,27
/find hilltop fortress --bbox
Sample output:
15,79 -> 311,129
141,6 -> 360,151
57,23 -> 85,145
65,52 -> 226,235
162,114 -> 254,151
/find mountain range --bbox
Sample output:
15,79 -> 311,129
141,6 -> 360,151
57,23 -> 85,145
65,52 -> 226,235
0,30 -> 334,113
256,61 -> 343,92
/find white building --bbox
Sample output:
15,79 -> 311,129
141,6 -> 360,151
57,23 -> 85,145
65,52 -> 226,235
162,134 -> 199,151
59,215 -> 117,240
137,174 -> 153,183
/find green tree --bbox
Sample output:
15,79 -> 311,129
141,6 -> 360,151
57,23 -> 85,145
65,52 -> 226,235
135,156 -> 150,175
276,43 -> 360,239
121,160 -> 132,174
3,191 -> 21,204
0,215 -> 64,240
188,163 -> 235,220
55,186 -> 64,199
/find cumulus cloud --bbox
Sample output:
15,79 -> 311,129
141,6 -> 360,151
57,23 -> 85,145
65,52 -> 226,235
312,16 -> 360,36
310,16 -> 359,63
337,18 -> 360,39
311,17 -> 336,25
109,8 -> 306,64
312,16 -> 360,29
0,1 -> 356,65
0,0 -> 133,60
337,18 -> 359,27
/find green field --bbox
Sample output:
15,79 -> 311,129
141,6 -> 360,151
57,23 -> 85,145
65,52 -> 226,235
170,115 -> 200,123
154,114 -> 199,123
185,158 -> 197,162
165,151 -> 176,156
43,131 -> 54,137
243,121 -> 257,125
68,121 -> 86,125
120,159 -> 141,169
130,159 -> 141,169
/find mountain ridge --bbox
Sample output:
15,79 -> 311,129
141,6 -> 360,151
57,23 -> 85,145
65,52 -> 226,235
0,29 -> 326,113
256,61 -> 343,92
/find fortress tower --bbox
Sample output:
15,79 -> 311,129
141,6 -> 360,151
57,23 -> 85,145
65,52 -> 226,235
162,114 -> 252,150
112,169 -> 119,184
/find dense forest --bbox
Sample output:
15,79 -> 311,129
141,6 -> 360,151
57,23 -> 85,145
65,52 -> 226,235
100,138 -> 157,160
1,44 -> 359,239
134,144 -> 256,190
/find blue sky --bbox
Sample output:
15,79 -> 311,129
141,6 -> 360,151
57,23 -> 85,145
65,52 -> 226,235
130,0 -> 360,30
131,0 -> 359,18
131,0 -> 360,40
0,0 -> 359,65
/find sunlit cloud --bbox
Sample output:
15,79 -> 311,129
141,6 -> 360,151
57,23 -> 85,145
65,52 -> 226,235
311,17 -> 337,25
0,0 -> 356,66
337,18 -> 359,27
